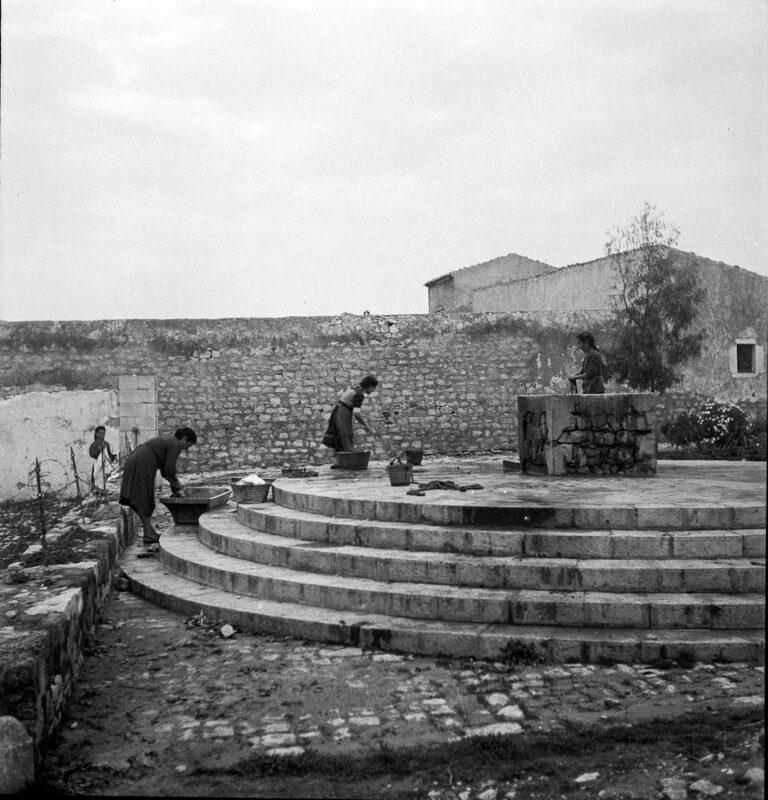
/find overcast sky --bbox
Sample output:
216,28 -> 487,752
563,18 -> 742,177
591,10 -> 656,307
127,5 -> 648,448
1,0 -> 766,321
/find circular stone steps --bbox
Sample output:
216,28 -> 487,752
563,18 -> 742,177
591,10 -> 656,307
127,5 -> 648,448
273,481 -> 765,530
120,459 -> 766,664
122,544 -> 764,665
197,512 -> 765,594
235,504 -> 766,560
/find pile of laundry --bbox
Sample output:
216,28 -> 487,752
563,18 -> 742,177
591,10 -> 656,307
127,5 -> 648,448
406,480 -> 484,497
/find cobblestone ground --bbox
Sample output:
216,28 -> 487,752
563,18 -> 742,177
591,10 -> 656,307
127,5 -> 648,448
37,588 -> 764,798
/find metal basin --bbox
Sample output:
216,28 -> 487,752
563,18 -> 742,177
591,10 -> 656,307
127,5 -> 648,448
159,486 -> 231,525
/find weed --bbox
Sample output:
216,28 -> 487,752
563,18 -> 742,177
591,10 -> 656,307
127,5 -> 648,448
499,638 -> 548,666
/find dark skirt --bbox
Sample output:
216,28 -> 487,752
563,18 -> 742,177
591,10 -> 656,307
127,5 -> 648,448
322,404 -> 354,451
119,446 -> 158,517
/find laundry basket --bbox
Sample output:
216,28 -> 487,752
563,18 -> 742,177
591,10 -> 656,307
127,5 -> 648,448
386,457 -> 413,486
336,450 -> 371,470
231,479 -> 273,504
405,447 -> 424,466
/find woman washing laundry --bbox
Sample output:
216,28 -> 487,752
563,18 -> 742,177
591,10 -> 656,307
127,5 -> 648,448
322,375 -> 379,467
119,427 -> 197,549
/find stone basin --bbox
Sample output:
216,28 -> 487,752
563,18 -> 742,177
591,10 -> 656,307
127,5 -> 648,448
159,486 -> 232,525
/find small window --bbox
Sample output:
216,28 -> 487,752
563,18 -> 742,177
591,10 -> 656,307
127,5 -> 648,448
736,343 -> 756,373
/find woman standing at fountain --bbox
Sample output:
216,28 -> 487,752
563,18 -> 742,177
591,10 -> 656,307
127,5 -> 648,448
569,331 -> 606,394
119,427 -> 197,548
322,375 -> 379,466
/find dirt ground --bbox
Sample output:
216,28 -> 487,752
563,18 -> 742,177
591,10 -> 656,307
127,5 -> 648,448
31,588 -> 764,799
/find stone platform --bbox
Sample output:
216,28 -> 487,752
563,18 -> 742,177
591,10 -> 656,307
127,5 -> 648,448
120,456 -> 766,665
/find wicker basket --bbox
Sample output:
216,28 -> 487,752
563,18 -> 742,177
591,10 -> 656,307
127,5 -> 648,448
387,458 -> 413,486
336,450 -> 371,470
405,447 -> 424,466
231,479 -> 273,504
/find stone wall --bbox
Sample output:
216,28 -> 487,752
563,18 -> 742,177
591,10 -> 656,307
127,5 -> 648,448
0,314 -> 586,474
517,394 -> 657,475
0,506 -> 136,763
1,309 -> 764,479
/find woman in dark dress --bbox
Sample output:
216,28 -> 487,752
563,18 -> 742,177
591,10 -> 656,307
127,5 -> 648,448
119,427 -> 197,547
569,331 -> 606,394
322,375 -> 379,465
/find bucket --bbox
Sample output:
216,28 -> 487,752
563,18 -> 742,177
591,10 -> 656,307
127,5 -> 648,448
231,479 -> 273,504
405,447 -> 424,466
387,458 -> 413,486
336,450 -> 371,470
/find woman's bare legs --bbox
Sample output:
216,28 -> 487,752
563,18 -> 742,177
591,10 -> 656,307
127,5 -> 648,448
137,512 -> 159,544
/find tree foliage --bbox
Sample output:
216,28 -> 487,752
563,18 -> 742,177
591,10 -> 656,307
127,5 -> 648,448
603,203 -> 706,393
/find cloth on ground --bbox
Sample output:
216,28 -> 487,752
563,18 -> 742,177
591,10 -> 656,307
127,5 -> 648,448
406,480 -> 484,496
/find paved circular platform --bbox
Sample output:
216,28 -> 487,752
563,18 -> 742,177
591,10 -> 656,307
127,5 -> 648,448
271,457 -> 766,530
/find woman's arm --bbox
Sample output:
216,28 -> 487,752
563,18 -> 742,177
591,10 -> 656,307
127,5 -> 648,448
353,410 -> 372,433
160,443 -> 184,492
569,353 -> 601,381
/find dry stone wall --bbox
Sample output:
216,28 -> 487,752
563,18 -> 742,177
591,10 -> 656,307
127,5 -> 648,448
0,314 -> 581,472
1,310 -> 762,474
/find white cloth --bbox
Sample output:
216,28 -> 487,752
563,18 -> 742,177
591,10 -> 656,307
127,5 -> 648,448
236,473 -> 265,486
93,452 -> 115,490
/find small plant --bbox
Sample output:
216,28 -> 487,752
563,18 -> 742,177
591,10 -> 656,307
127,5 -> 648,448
675,647 -> 696,669
499,638 -> 547,666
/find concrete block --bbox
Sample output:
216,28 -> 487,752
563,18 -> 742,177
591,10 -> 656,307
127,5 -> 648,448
0,716 -> 34,793
118,375 -> 138,391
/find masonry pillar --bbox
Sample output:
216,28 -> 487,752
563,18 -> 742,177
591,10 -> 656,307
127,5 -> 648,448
517,393 -> 658,475
118,375 -> 158,456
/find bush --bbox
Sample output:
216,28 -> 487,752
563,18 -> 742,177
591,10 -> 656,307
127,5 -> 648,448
662,399 -> 766,460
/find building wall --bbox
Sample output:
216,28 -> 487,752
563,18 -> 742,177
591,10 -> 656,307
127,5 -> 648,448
428,254 -> 555,312
427,279 -> 455,314
0,390 -> 118,501
469,250 -> 767,417
472,258 -> 618,313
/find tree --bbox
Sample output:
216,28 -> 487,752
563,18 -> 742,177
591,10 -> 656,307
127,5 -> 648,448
603,203 -> 706,393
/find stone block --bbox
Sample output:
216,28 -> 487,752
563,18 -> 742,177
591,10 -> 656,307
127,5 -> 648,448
0,716 -> 34,793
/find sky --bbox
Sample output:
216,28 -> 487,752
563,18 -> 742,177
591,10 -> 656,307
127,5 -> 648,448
1,0 -> 766,321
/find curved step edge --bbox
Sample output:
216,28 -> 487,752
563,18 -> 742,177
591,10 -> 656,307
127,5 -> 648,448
157,532 -> 766,630
199,514 -> 766,594
234,505 -> 766,560
120,546 -> 765,665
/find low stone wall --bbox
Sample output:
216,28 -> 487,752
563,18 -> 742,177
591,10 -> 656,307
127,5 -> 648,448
517,393 -> 657,475
0,505 -> 136,771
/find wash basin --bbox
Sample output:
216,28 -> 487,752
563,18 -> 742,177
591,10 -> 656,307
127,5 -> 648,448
159,486 -> 232,525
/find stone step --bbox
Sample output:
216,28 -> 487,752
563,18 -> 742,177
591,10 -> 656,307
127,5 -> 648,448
235,503 -> 766,559
157,529 -> 765,630
272,481 -> 765,531
120,543 -> 765,665
199,512 -> 766,594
